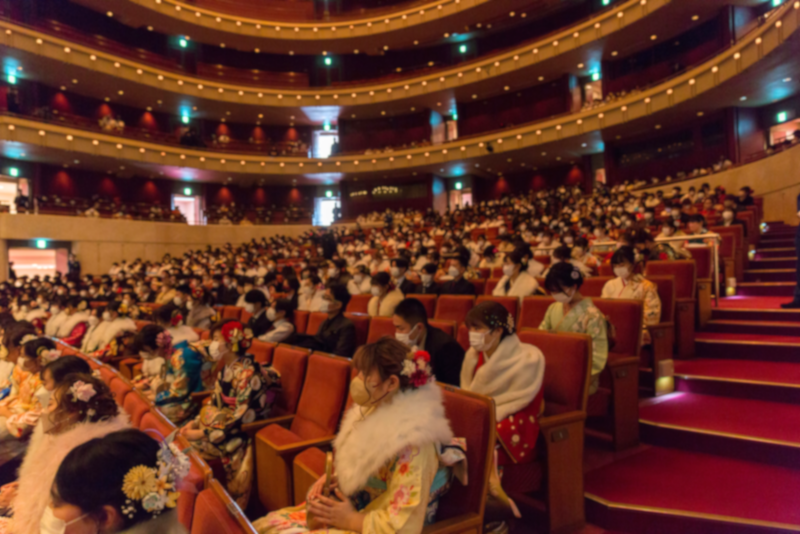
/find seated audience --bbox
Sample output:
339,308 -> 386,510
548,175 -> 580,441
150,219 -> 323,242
183,287 -> 217,330
414,263 -> 441,295
259,299 -> 295,343
347,265 -> 372,295
493,248 -> 538,299
80,300 -> 136,354
243,289 -> 272,338
368,272 -> 405,318
440,253 -> 476,296
293,284 -> 357,358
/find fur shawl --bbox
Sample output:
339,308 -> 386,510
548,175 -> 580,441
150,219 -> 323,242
333,382 -> 453,496
44,311 -> 67,337
10,413 -> 131,534
367,288 -> 405,317
167,325 -> 199,345
83,318 -> 137,352
460,334 -> 544,422
56,312 -> 90,338
492,271 -> 539,299
23,309 -> 47,323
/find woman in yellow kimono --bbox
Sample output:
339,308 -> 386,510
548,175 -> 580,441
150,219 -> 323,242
539,262 -> 608,394
601,247 -> 662,345
253,337 -> 455,534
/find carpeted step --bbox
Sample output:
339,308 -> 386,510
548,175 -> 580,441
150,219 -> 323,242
758,239 -> 795,249
744,269 -> 796,282
712,307 -> 800,322
735,282 -> 795,297
701,320 -> 800,337
585,447 -> 800,533
755,248 -> 796,259
748,258 -> 796,270
639,392 -> 800,466
674,359 -> 800,404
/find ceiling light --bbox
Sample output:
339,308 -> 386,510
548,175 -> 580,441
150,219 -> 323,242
106,11 -> 113,17
691,15 -> 699,21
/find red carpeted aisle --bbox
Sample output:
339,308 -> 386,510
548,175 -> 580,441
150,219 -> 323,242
674,358 -> 800,385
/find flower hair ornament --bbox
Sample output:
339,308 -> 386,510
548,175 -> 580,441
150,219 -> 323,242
221,320 -> 250,352
169,309 -> 183,327
156,331 -> 173,353
191,287 -> 205,300
121,433 -> 191,519
20,334 -> 39,346
570,267 -> 581,280
77,300 -> 88,312
401,350 -> 434,389
69,380 -> 97,403
36,346 -> 61,364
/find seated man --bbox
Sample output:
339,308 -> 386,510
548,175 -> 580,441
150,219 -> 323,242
390,258 -> 417,295
413,263 -> 441,295
392,298 -> 464,386
243,289 -> 272,339
292,284 -> 357,358
439,253 -> 476,296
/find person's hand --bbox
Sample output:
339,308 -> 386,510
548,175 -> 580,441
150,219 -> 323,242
0,482 -> 18,508
0,405 -> 12,418
307,489 -> 362,532
307,474 -> 338,500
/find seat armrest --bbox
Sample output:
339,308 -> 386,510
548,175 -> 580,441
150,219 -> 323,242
265,436 -> 336,458
190,391 -> 212,403
539,410 -> 586,532
647,322 -> 675,358
539,410 -> 586,430
607,355 -> 639,370
421,513 -> 483,534
242,414 -> 295,437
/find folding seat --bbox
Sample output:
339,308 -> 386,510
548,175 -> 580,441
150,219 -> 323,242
713,230 -> 738,286
471,279 -> 486,296
484,278 -> 501,295
190,327 -> 208,340
366,316 -> 396,343
517,296 -> 553,331
293,310 -> 309,335
640,275 -> 676,396
248,339 -> 276,365
139,410 -> 177,440
345,294 -> 372,314
122,388 -> 151,427
406,294 -> 436,317
476,295 -> 519,323
645,260 -> 696,357
190,480 -> 257,534
304,312 -> 328,335
580,277 -> 613,297
221,306 -> 243,321
98,366 -> 117,385
108,376 -> 132,406
598,263 -> 614,277
428,319 -> 456,338
257,345 -> 310,419
255,353 -> 351,510
491,267 -> 504,278
687,246 -> 713,327
240,309 -> 253,325
477,267 -> 491,279
174,435 -> 212,531
514,330 -> 591,532
344,312 -> 370,348
434,295 -> 476,323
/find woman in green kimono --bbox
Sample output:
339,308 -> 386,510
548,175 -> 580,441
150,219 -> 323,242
539,262 -> 608,394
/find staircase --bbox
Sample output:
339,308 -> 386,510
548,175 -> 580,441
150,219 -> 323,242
584,223 -> 800,533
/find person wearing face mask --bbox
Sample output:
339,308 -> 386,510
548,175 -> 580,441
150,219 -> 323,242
254,337 -> 454,534
718,206 -> 748,236
571,237 -> 599,274
42,429 -> 189,534
439,253 -> 476,296
242,289 -> 272,339
182,319 -> 280,507
591,224 -> 615,253
292,284 -> 357,358
184,287 -> 217,330
153,277 -> 177,306
493,249 -> 538,300
258,299 -> 295,344
81,301 -> 136,354
601,247 -> 662,345
479,245 -> 503,269
219,273 -> 241,305
326,259 -> 351,288
656,220 -> 691,259
153,304 -> 199,345
0,372 -> 128,534
413,263 -> 441,295
367,272 -> 404,318
539,263 -> 608,394
543,246 -> 592,279
460,301 -> 544,516
347,265 -> 372,295
392,298 -> 463,386
55,298 -> 91,348
298,275 -> 327,312
389,258 -> 416,295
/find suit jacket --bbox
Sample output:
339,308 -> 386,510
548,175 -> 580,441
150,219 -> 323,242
423,325 -> 465,386
398,278 -> 417,295
220,287 -> 240,305
314,312 -> 357,358
440,277 -> 476,296
413,282 -> 441,295
247,309 -> 272,338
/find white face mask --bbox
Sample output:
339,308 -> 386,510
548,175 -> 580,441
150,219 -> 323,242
468,331 -> 492,352
502,264 -> 515,277
244,303 -> 255,314
319,300 -> 331,313
266,308 -> 277,322
552,291 -> 573,304
448,266 -> 460,278
88,316 -> 99,327
614,266 -> 631,279
186,301 -> 194,310
390,267 -> 401,278
420,274 -> 433,285
173,296 -> 183,306
395,324 -> 419,347
40,505 -> 89,534
328,267 -> 338,278
371,286 -> 382,297
353,274 -> 363,284
208,341 -> 226,362
101,311 -> 111,321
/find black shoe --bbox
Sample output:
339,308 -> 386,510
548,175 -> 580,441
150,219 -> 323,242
781,301 -> 800,309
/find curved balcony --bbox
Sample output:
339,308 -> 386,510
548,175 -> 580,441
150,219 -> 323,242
71,0 -> 544,54
2,2 -> 797,182
1,0 -> 677,114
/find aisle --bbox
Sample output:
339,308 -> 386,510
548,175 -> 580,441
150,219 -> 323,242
583,223 -> 800,533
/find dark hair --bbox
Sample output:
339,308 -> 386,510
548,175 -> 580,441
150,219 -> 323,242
105,300 -> 123,315
544,262 -> 584,293
332,259 -> 347,270
687,214 -> 705,224
327,283 -> 351,311
5,321 -> 36,349
273,299 -> 294,322
244,289 -> 267,305
465,301 -> 514,341
552,246 -> 573,262
393,298 -> 429,327
353,337 -> 410,390
422,263 -> 438,275
53,373 -> 119,423
133,324 -> 166,353
42,355 -> 92,384
505,248 -> 528,267
574,237 -> 589,249
610,246 -> 636,266
391,258 -> 409,269
154,303 -> 181,326
23,337 -> 55,360
175,284 -> 192,296
372,272 -> 391,287
54,429 -> 161,529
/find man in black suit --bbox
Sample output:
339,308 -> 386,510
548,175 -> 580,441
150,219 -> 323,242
413,263 -> 441,295
440,252 -> 476,296
244,289 -> 272,338
291,284 -> 357,358
392,298 -> 464,386
390,258 -> 417,295
219,273 -> 240,305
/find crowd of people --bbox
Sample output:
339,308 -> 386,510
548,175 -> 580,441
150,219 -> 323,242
0,179 -> 758,533
204,204 -> 312,225
30,195 -> 188,223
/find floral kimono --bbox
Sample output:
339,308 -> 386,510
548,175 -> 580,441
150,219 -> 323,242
154,340 -> 208,425
601,275 -> 662,344
0,364 -> 44,440
187,354 -> 281,509
253,382 -> 455,534
539,298 -> 608,394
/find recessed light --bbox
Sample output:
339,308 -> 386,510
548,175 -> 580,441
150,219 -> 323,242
740,96 -> 747,101
784,77 -> 792,82
691,15 -> 699,21
106,11 -> 113,17
651,35 -> 657,40
611,51 -> 618,56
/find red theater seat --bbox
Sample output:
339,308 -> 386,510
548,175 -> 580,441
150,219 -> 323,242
471,279 -> 486,296
248,339 -> 276,365
240,309 -> 253,325
304,312 -> 327,335
640,275 -> 676,396
580,277 -> 612,297
484,278 -> 501,295
406,294 -> 437,317
428,319 -> 456,338
265,345 -> 310,417
687,246 -> 713,327
345,294 -> 372,314
293,310 -> 309,335
190,479 -> 256,534
477,295 -> 519,323
434,295 -> 476,323
221,306 -> 243,321
122,389 -> 151,427
366,316 -> 395,343
645,260 -> 696,358
344,313 -> 370,348
139,410 -> 177,440
108,377 -> 132,406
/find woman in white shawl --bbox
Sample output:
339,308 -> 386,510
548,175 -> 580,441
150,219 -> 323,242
81,301 -> 136,354
43,299 -> 68,337
0,372 -> 130,534
153,303 -> 199,345
55,297 -> 92,348
367,272 -> 405,318
254,338 -> 454,534
492,248 -> 539,300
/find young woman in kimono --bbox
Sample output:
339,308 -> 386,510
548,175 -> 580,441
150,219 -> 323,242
601,247 -> 662,345
81,300 -> 137,354
253,337 -> 455,534
134,324 -> 206,425
460,301 -> 545,518
539,262 -> 608,394
492,248 -> 539,300
180,319 -> 281,509
0,373 -> 129,534
55,297 -> 91,348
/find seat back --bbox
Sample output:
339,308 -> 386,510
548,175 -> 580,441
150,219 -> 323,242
122,389 -> 151,427
293,310 -> 309,335
491,267 -> 504,278
592,298 -> 643,357
304,312 -> 328,335
240,309 -> 253,325
580,277 -> 613,297
248,340 -> 276,365
134,320 -> 151,331
646,276 -> 676,322
108,377 -> 132,406
98,366 -> 118,385
406,294 -> 437,318
518,330 -> 591,415
471,279 -> 486,296
428,319 -> 455,338
687,246 -> 712,280
485,278 -> 501,295
518,297 -> 555,331
366,316 -> 396,343
476,296 -> 519,323
645,260 -> 696,300
345,294 -> 372,314
221,306 -> 243,321
271,345 -> 310,415
598,263 -> 614,277
434,295 -> 476,323
344,313 -> 370,348
291,354 -> 351,440
139,410 -> 177,439
190,480 -> 257,534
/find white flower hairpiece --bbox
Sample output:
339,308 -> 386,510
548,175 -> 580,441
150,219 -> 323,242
20,334 -> 38,346
69,381 -> 96,403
